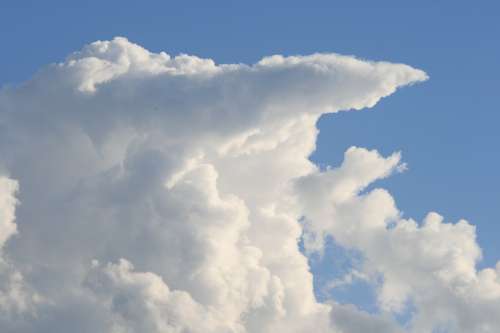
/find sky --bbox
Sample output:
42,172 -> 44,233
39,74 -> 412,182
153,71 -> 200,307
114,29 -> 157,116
0,1 -> 499,332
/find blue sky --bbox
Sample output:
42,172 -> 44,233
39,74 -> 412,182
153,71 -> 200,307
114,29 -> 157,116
1,1 -> 499,323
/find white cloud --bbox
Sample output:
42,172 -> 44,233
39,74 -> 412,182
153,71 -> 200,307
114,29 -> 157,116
0,177 -> 18,249
329,302 -> 404,333
85,259 -> 237,333
2,37 -> 495,333
297,148 -> 500,332
0,177 -> 40,320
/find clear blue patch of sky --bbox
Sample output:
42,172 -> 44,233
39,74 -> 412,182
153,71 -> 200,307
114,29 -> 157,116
303,235 -> 378,312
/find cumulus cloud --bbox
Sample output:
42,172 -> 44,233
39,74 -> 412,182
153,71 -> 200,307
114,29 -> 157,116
297,148 -> 500,332
0,37 -> 496,332
85,259 -> 235,332
0,177 -> 40,321
329,302 -> 404,333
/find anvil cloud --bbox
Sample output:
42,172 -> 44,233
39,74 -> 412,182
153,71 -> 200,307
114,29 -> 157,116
0,37 -> 498,332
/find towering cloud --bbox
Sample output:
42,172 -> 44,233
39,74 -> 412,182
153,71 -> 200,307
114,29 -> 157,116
0,37 -> 497,332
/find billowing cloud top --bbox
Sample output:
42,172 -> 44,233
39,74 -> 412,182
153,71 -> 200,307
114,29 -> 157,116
0,37 -> 497,332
